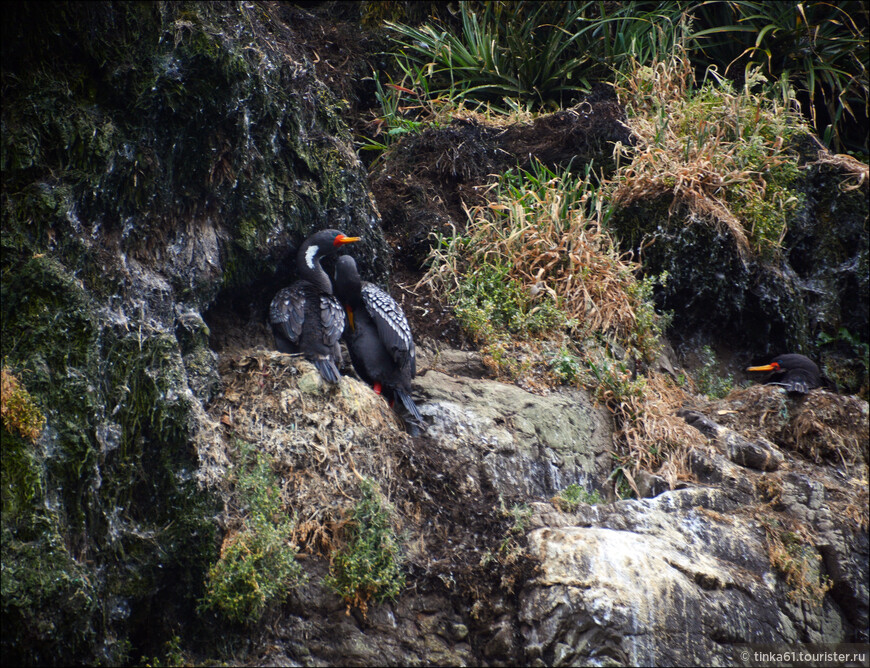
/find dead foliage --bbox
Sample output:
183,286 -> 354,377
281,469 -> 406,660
613,370 -> 707,486
756,510 -> 833,607
808,149 -> 870,192
609,51 -> 810,256
1,366 -> 46,443
704,385 -> 868,471
207,351 -> 406,555
205,349 -> 538,615
419,169 -> 646,350
694,384 -> 869,532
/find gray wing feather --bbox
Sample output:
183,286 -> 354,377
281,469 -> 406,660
361,283 -> 416,376
270,285 -> 306,344
320,295 -> 346,348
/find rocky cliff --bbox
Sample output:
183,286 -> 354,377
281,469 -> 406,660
1,2 -> 867,666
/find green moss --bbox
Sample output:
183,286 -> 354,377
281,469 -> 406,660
726,157 -> 806,256
2,1 -> 388,660
0,429 -> 44,526
324,478 -> 405,614
1,520 -> 100,666
199,440 -> 304,625
1,252 -> 217,664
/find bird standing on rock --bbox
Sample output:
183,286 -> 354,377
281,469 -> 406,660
333,255 -> 424,434
746,353 -> 831,394
270,229 -> 359,383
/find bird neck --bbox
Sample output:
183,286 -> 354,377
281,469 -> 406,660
297,242 -> 333,294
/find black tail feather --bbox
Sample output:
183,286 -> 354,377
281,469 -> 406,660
313,357 -> 341,384
395,388 -> 424,435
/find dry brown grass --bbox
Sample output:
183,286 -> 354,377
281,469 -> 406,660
614,370 -> 707,485
420,161 -> 701,491
808,149 -> 869,192
207,351 -> 408,556
609,52 -> 813,255
757,513 -> 833,607
422,169 -> 645,346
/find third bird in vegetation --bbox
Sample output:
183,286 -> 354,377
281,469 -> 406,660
746,353 -> 833,394
270,229 -> 359,383
333,255 -> 424,435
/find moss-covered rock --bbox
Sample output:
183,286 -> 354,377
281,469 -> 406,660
1,1 -> 388,663
610,151 -> 868,381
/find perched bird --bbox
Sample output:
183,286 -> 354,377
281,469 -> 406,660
269,229 -> 359,383
333,255 -> 424,434
746,353 -> 830,394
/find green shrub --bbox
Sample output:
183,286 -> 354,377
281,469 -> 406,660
696,345 -> 734,399
199,441 -> 303,625
325,478 -> 405,615
553,483 -> 603,511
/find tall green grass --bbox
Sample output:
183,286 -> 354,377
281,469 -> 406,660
380,1 -> 867,151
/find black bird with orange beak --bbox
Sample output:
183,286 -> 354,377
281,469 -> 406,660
746,353 -> 829,394
333,255 -> 424,435
270,229 -> 360,383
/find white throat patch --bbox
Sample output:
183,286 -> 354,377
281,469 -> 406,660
304,245 -> 320,270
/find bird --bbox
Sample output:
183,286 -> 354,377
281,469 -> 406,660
333,255 -> 424,434
269,229 -> 359,383
746,353 -> 831,394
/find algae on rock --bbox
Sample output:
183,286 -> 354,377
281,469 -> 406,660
1,1 -> 388,663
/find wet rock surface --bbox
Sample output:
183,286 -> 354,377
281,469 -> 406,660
414,369 -> 613,499
2,3 -> 867,667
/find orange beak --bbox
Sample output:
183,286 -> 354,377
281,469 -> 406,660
334,234 -> 360,246
345,305 -> 354,331
747,363 -> 778,372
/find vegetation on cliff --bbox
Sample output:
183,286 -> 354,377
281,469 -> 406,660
1,1 -> 867,665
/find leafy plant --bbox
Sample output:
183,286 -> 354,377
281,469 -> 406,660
695,345 -> 734,399
386,2 -> 594,112
378,2 -> 867,151
552,483 -> 602,511
199,440 -> 304,625
585,353 -> 646,416
325,478 -> 405,615
688,0 -> 869,153
550,348 -> 584,384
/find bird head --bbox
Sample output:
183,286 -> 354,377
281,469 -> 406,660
299,229 -> 359,270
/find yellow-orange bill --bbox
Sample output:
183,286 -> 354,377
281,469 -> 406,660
746,364 -> 775,372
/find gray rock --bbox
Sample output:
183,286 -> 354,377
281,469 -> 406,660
518,487 -> 826,666
414,369 -> 613,499
680,409 -> 784,471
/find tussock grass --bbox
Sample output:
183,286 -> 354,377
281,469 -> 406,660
610,51 -> 810,256
420,161 -> 705,491
422,161 -> 650,351
615,370 -> 707,487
